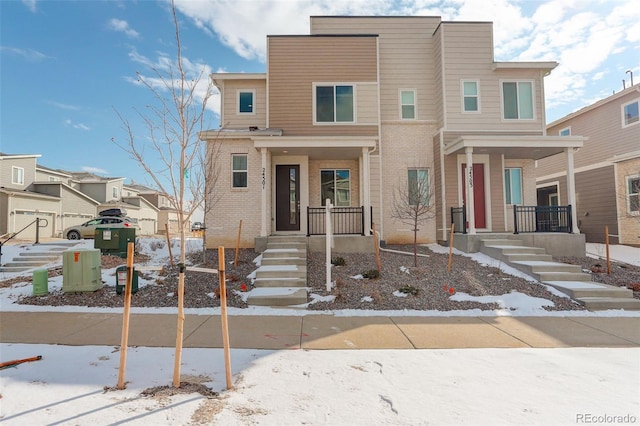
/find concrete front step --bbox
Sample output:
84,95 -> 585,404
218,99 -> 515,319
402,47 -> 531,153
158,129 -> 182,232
505,253 -> 553,262
267,242 -> 306,251
577,297 -> 640,311
482,245 -> 547,261
262,248 -> 306,259
543,280 -> 634,299
254,277 -> 307,288
0,266 -> 30,273
261,257 -> 306,266
246,287 -> 308,306
512,261 -> 582,274
480,239 -> 523,246
255,265 -> 306,279
535,271 -> 593,282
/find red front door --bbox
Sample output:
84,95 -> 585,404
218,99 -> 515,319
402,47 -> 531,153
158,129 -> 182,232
461,164 -> 486,229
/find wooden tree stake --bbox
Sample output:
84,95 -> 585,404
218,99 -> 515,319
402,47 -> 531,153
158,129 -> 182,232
447,223 -> 455,273
373,223 -> 382,272
605,225 -> 611,274
165,223 -> 174,267
117,242 -> 135,390
219,247 -> 233,390
234,220 -> 242,267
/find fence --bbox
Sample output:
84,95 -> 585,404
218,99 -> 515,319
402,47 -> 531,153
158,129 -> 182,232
307,206 -> 366,236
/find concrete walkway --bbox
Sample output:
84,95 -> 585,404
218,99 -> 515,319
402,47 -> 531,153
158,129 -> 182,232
1,312 -> 638,350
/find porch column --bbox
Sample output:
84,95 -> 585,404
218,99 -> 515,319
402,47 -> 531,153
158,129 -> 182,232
260,148 -> 268,237
565,147 -> 579,234
361,147 -> 371,236
465,147 -> 476,235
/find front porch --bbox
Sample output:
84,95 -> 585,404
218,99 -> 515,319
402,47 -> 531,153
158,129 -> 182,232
446,232 -> 586,257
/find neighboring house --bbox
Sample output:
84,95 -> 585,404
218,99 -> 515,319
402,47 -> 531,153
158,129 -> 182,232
537,84 -> 640,245
128,184 -> 184,235
0,155 -> 161,239
200,16 -> 586,255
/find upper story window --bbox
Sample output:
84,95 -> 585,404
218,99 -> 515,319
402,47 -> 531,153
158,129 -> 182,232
504,168 -> 523,204
232,154 -> 248,188
315,84 -> 354,124
559,127 -> 571,136
622,99 -> 639,127
238,90 -> 255,114
321,169 -> 350,206
627,175 -> 640,215
502,81 -> 534,120
462,80 -> 479,113
160,196 -> 167,206
408,168 -> 430,206
12,166 -> 24,185
400,90 -> 416,119
49,176 -> 58,182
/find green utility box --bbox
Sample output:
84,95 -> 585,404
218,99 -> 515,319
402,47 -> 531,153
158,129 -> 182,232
33,269 -> 48,295
95,228 -> 136,258
62,249 -> 102,292
115,265 -> 139,295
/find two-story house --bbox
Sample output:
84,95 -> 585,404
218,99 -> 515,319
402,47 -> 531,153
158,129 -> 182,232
200,16 -> 586,256
537,84 -> 640,245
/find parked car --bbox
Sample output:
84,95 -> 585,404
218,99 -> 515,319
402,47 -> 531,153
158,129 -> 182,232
98,208 -> 128,217
191,222 -> 205,231
64,217 -> 140,240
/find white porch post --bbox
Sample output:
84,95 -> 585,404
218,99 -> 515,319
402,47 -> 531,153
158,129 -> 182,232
361,147 -> 371,236
465,147 -> 476,235
565,147 -> 579,234
260,148 -> 268,237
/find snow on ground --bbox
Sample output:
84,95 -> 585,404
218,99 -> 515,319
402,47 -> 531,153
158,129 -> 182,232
1,239 -> 640,424
1,344 -> 638,425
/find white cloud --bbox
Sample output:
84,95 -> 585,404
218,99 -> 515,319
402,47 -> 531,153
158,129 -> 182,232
1,46 -> 51,62
107,18 -> 140,39
82,166 -> 109,175
21,0 -> 37,13
64,119 -> 90,131
46,101 -> 80,110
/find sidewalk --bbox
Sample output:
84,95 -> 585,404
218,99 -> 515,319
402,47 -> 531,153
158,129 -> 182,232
1,311 -> 638,349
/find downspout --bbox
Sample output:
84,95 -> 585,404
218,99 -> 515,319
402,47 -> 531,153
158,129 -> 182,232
438,127 -> 447,242
375,36 -> 384,242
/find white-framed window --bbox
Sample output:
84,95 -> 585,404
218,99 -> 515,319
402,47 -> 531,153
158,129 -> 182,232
238,90 -> 255,114
462,80 -> 480,113
627,174 -> 640,215
12,166 -> 24,185
160,196 -> 166,206
314,84 -> 354,124
112,186 -> 119,199
232,154 -> 248,188
622,99 -> 639,127
48,176 -> 58,182
320,169 -> 350,206
559,126 -> 571,136
502,81 -> 534,120
504,168 -> 523,204
399,89 -> 416,119
408,168 -> 430,206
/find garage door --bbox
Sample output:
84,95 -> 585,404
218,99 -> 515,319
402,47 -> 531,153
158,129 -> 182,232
13,211 -> 55,239
138,218 -> 157,236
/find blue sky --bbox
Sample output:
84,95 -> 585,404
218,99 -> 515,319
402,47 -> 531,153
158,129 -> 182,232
1,0 -> 639,187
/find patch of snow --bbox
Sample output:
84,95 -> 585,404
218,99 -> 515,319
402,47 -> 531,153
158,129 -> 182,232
350,274 -> 364,280
392,290 -> 408,298
450,290 -> 554,312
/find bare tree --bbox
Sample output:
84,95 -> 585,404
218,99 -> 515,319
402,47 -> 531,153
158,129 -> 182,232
112,0 -> 218,388
390,169 -> 436,267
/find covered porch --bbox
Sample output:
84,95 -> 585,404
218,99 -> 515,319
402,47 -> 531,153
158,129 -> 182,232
440,134 -> 586,242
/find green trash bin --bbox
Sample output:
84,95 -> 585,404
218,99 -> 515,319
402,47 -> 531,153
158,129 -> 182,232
33,269 -> 48,295
116,265 -> 139,295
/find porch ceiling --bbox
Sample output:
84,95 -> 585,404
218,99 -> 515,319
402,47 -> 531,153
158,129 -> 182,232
444,135 -> 586,160
253,136 -> 377,160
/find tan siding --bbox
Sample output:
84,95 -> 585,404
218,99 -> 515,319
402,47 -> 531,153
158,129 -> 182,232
312,17 -> 440,123
489,154 -> 504,231
268,36 -> 378,136
574,166 -> 618,243
433,27 -> 444,128
356,83 -> 379,125
220,79 -> 267,129
433,133 -> 444,235
441,23 -> 546,133
616,157 -> 640,245
1,157 -> 36,190
540,90 -> 640,176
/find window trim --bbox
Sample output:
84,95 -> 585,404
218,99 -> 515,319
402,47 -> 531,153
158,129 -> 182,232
12,166 -> 24,185
461,80 -> 480,113
399,89 -> 416,120
407,167 -> 430,206
504,167 -> 523,205
231,153 -> 248,189
312,83 -> 356,125
621,98 -> 639,128
559,126 -> 571,136
320,169 -> 351,207
237,89 -> 256,115
112,186 -> 119,199
500,80 -> 536,121
626,174 -> 640,215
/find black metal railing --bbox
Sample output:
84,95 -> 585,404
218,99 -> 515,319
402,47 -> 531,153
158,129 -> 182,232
307,206 -> 366,236
0,217 -> 48,266
450,207 -> 467,234
514,205 -> 572,234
